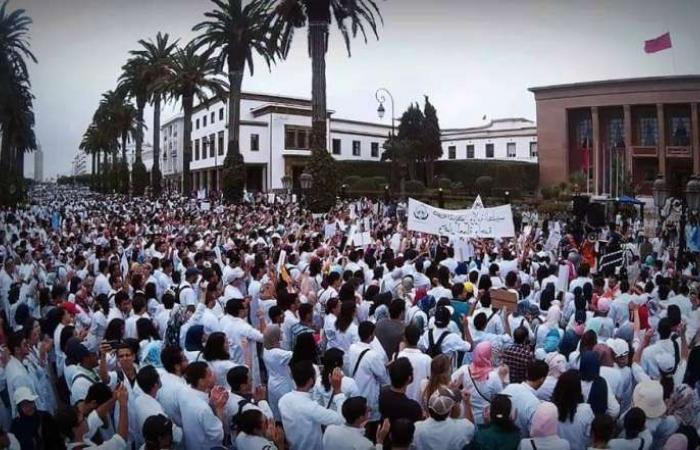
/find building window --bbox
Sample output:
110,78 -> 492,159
352,140 -> 361,156
219,108 -> 224,121
201,137 -> 208,158
209,134 -> 215,157
251,134 -> 259,151
607,118 -> 624,148
284,126 -> 310,149
638,117 -> 658,146
670,116 -> 691,146
507,142 -> 516,158
466,145 -> 475,159
371,142 -> 379,158
529,142 -> 538,158
196,119 -> 200,130
448,145 -> 456,159
332,138 -> 341,155
485,143 -> 494,158
218,131 -> 224,156
203,115 -> 207,127
194,139 -> 200,160
211,112 -> 215,124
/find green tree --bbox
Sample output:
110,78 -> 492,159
421,95 -> 442,186
93,90 -> 124,192
193,0 -> 278,202
0,0 -> 37,205
130,32 -> 179,196
272,0 -> 383,211
154,41 -> 228,196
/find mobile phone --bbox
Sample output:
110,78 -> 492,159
106,340 -> 122,350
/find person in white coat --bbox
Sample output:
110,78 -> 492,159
396,324 -> 432,403
133,365 -> 182,448
323,397 -> 391,450
262,325 -> 293,422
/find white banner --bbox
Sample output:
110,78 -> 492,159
407,198 -> 515,239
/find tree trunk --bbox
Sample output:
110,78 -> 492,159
136,98 -> 145,162
121,133 -> 127,163
91,152 -> 96,190
0,128 -> 12,175
15,148 -> 24,179
227,66 -> 244,156
182,95 -> 194,196
308,20 -> 328,151
153,96 -> 161,171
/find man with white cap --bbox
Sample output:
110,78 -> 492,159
413,386 -> 475,450
607,337 -> 634,412
10,386 -> 57,449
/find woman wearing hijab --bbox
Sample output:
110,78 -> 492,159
551,370 -> 594,450
452,341 -> 507,425
593,343 -> 622,404
536,353 -> 567,401
518,401 -> 570,450
536,305 -> 562,350
569,330 -> 598,370
662,434 -> 688,450
580,351 -> 619,418
261,325 -> 293,422
558,329 -> 580,361
183,324 -> 205,362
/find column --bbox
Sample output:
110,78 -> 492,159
692,102 -> 699,175
623,105 -> 633,172
592,106 -> 601,195
657,103 -> 666,177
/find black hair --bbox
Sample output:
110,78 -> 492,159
490,394 -> 518,432
335,301 -> 356,333
590,414 -> 615,444
473,312 -> 488,331
388,357 -> 413,388
513,326 -> 529,345
657,317 -> 672,340
404,323 -> 421,347
290,332 -> 319,367
104,318 -> 125,341
136,317 -> 159,342
341,396 -> 367,424
227,366 -> 250,392
54,406 -> 80,441
160,346 -> 184,374
552,370 -> 584,423
321,348 -> 345,392
202,332 -> 229,361
389,298 -> 405,319
526,360 -> 548,382
623,407 -> 646,439
85,382 -> 112,406
390,418 -> 415,448
225,298 -> 245,317
136,365 -> 161,393
237,409 -> 264,435
291,360 -> 316,388
184,361 -> 209,388
358,321 -> 375,342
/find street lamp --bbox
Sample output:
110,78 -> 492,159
504,190 -> 510,205
281,175 -> 292,203
299,170 -> 313,208
340,184 -> 348,199
375,88 -> 395,137
377,103 -> 386,120
438,187 -> 444,208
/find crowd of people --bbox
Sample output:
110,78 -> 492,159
0,184 -> 698,450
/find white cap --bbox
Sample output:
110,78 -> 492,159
13,387 -> 38,406
606,338 -> 629,357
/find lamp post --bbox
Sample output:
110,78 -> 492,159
652,175 -> 668,236
504,190 -> 510,205
281,175 -> 292,203
679,176 -> 700,269
340,184 -> 348,199
438,187 -> 444,208
299,170 -> 313,209
376,88 -> 404,200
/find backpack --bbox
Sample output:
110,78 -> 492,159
426,329 -> 449,358
165,308 -> 185,348
174,283 -> 192,304
229,398 -> 251,432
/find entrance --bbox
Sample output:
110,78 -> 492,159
246,165 -> 264,192
666,158 -> 692,198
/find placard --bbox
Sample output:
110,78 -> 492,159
407,198 -> 515,239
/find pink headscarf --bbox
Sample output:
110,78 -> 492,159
530,401 -> 559,438
663,434 -> 688,450
469,341 -> 493,382
545,305 -> 562,327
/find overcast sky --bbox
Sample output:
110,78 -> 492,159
19,0 -> 700,178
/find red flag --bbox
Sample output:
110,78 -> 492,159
644,32 -> 672,53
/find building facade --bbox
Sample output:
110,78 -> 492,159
530,75 -> 700,196
441,118 -> 537,162
34,144 -> 43,182
160,92 -> 537,193
72,152 -> 87,176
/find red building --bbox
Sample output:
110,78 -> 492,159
530,76 -> 700,196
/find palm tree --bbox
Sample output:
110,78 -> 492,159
271,0 -> 382,210
130,32 -> 179,195
192,0 -> 278,202
155,41 -> 228,196
92,90 -> 124,192
118,57 -> 150,194
79,124 -> 101,190
0,0 -> 37,204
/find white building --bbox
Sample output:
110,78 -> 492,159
441,118 -> 538,162
160,93 -> 538,193
34,144 -> 43,182
72,152 -> 87,176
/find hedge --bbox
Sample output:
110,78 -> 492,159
335,160 -> 539,194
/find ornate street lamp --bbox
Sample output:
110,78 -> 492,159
652,175 -> 667,211
685,176 -> 700,212
299,171 -> 313,191
438,187 -> 444,208
281,175 -> 292,192
377,102 -> 386,120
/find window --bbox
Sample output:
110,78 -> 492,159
671,116 -> 691,146
251,134 -> 259,151
485,143 -> 494,158
284,126 -> 311,149
196,119 -> 200,130
219,108 -> 224,121
209,134 -> 215,157
203,115 -> 207,127
371,142 -> 379,158
201,137 -> 208,158
448,146 -> 456,159
194,139 -> 200,160
607,118 -> 624,148
352,140 -> 361,156
529,142 -> 538,158
218,131 -> 224,156
507,142 -> 516,158
638,117 -> 658,146
211,112 -> 215,124
332,138 -> 341,155
466,145 -> 475,159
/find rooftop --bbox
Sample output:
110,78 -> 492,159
529,74 -> 700,93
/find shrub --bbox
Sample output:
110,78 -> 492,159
437,177 -> 453,190
343,175 -> 362,187
222,151 -> 246,203
371,176 -> 388,189
475,176 -> 494,195
405,180 -> 426,193
131,159 -> 148,196
349,177 -> 377,192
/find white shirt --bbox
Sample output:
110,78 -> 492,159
133,393 -> 183,447
235,433 -> 278,450
177,281 -> 197,307
501,382 -> 541,437
518,436 -> 571,450
345,342 -> 389,421
155,370 -> 186,427
557,403 -> 594,450
281,310 -> 299,351
608,430 -> 653,450
177,386 -> 224,450
327,323 -> 360,352
94,273 -> 111,297
278,390 -> 345,450
451,366 -> 503,425
418,327 -> 471,357
396,348 -> 432,403
323,424 -> 377,450
220,315 -> 264,365
414,417 -> 475,450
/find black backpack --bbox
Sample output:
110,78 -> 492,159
229,398 -> 251,432
164,308 -> 185,349
426,329 -> 449,358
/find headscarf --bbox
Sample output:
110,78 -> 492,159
585,317 -> 603,336
184,325 -> 205,352
141,341 -> 163,368
545,353 -> 567,378
544,328 -> 561,353
667,384 -> 700,429
593,343 -> 615,368
263,325 -> 281,350
663,434 -> 688,450
580,351 -> 608,416
469,341 -> 493,382
545,305 -> 561,327
516,301 -> 529,318
530,401 -> 559,438
559,329 -> 580,359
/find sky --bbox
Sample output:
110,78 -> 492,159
17,0 -> 700,178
